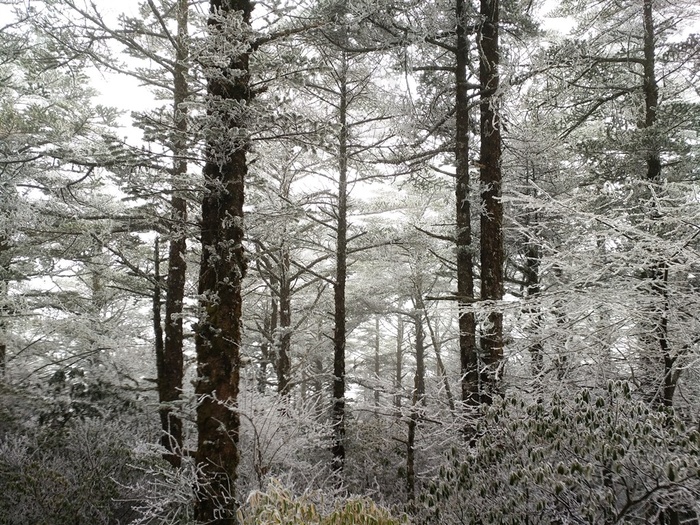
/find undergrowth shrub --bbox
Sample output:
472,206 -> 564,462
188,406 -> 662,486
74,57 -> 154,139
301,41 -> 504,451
237,479 -> 409,525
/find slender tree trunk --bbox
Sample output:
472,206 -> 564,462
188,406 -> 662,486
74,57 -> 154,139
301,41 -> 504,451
313,318 -> 325,405
395,315 -> 403,409
552,264 -> 569,380
374,316 -> 381,406
479,0 -> 503,403
522,161 -> 543,383
195,0 -> 251,521
406,313 -> 425,502
416,295 -> 455,412
643,0 -> 660,184
277,245 -> 292,396
258,302 -> 272,393
525,240 -> 543,379
331,50 -> 349,477
413,311 -> 426,406
406,396 -> 417,501
0,236 -> 9,376
455,0 -> 479,412
642,4 -> 678,522
159,0 -> 189,467
644,0 -> 675,407
641,0 -> 676,408
153,237 -> 165,407
0,313 -> 5,375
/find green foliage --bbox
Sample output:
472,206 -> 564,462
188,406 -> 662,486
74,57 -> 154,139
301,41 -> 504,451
237,479 -> 409,525
423,382 -> 700,524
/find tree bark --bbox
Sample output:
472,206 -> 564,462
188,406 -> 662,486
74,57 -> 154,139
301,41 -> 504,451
153,237 -> 165,412
276,245 -> 292,396
194,0 -> 252,521
406,312 -> 425,502
641,5 -> 678,521
455,0 -> 479,412
641,0 -> 676,409
331,49 -> 349,477
159,0 -> 189,468
395,315 -> 403,409
0,235 -> 9,376
374,316 -> 381,406
413,311 -> 426,407
479,0 -> 503,403
258,299 -> 273,394
406,395 -> 417,502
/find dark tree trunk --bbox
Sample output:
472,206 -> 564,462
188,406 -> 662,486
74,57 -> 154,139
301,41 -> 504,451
258,300 -> 273,394
413,311 -> 426,407
641,0 -> 676,409
153,238 -> 165,410
331,52 -> 349,477
277,246 -> 292,396
406,312 -> 425,502
194,0 -> 252,521
268,263 -> 280,389
0,235 -> 9,376
522,194 -> 543,380
159,0 -> 189,467
0,330 -> 4,375
416,294 -> 455,412
643,0 -> 660,183
395,315 -> 403,409
455,0 -> 479,412
374,316 -> 381,406
406,399 -> 417,501
479,0 -> 503,403
642,4 -> 678,522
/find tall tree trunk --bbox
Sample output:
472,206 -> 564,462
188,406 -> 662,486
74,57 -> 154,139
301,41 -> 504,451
159,0 -> 189,467
642,2 -> 679,522
274,174 -> 293,396
413,311 -> 426,406
455,0 -> 479,412
194,0 -> 251,521
153,238 -> 165,410
406,394 -> 417,502
479,0 -> 503,403
522,163 -> 543,383
312,320 -> 326,400
374,316 -> 381,406
416,294 -> 455,412
406,313 -> 425,502
268,263 -> 280,388
524,237 -> 543,380
642,0 -> 675,408
331,50 -> 349,477
395,314 -> 403,409
0,235 -> 9,376
277,245 -> 292,396
258,300 -> 273,394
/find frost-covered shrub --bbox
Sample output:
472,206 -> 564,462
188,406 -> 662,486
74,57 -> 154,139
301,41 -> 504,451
344,413 -> 408,501
236,388 -> 333,494
237,479 -> 409,525
0,418 -> 144,525
422,382 -> 700,524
